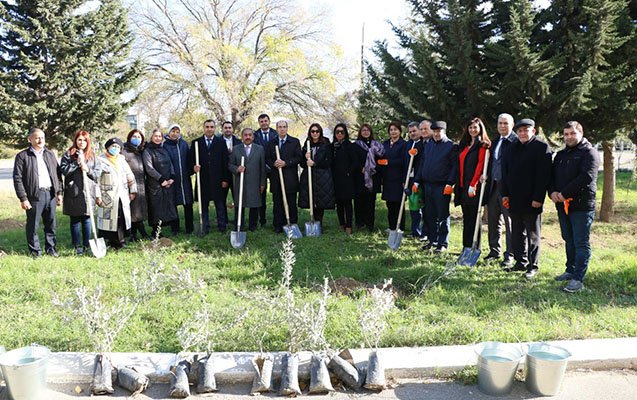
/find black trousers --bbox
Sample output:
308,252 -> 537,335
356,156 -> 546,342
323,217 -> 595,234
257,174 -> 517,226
222,183 -> 238,225
336,199 -> 353,228
487,181 -> 515,261
510,211 -> 542,269
25,188 -> 57,255
461,204 -> 480,248
386,201 -> 405,231
171,204 -> 194,233
237,207 -> 259,231
354,190 -> 376,230
259,177 -> 269,225
272,191 -> 298,230
130,221 -> 149,239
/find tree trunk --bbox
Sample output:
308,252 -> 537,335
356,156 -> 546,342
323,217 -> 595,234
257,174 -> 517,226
599,140 -> 615,222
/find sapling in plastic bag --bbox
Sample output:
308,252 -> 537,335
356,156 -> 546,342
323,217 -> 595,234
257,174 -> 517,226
250,354 -> 274,394
279,352 -> 302,396
116,366 -> 150,395
195,354 -> 218,394
308,353 -> 334,394
169,359 -> 191,398
328,353 -> 362,390
90,353 -> 115,395
364,350 -> 385,391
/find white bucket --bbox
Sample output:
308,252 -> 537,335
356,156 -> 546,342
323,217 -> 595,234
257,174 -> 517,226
525,342 -> 571,396
0,345 -> 50,400
475,341 -> 524,396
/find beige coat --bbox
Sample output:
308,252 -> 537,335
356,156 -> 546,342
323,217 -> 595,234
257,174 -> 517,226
96,154 -> 137,232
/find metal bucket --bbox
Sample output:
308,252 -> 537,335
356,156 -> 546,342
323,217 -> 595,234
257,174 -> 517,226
475,341 -> 524,396
525,342 -> 571,396
0,345 -> 50,400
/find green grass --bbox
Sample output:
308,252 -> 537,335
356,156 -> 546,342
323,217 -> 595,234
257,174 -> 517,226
0,173 -> 635,353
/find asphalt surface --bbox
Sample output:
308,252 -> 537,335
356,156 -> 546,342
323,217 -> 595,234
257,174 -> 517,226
1,370 -> 636,400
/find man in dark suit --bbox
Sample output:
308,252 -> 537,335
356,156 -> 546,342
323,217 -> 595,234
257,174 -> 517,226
229,128 -> 266,231
189,119 -> 231,233
13,127 -> 63,257
265,120 -> 302,234
220,121 -> 241,226
485,113 -> 520,268
254,113 -> 277,227
501,118 -> 552,279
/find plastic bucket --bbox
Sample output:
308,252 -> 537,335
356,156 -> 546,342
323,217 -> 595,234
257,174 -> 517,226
475,341 -> 524,396
0,345 -> 50,400
525,343 -> 571,396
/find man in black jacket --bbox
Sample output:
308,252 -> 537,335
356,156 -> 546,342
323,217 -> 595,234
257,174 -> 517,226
13,128 -> 63,257
549,121 -> 599,293
265,120 -> 302,234
254,113 -> 277,227
501,119 -> 552,279
485,113 -> 520,267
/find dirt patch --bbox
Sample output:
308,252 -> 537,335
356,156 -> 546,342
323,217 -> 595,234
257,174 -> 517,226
0,218 -> 23,232
142,237 -> 175,250
329,277 -> 400,298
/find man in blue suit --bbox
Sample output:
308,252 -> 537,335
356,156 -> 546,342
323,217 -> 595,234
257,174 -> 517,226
254,113 -> 277,227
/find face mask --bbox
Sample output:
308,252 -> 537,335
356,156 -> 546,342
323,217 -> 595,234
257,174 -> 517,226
108,147 -> 120,156
130,137 -> 141,146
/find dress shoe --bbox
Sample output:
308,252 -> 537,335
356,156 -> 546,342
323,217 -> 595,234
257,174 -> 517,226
483,252 -> 499,261
524,267 -> 539,279
30,251 -> 42,259
47,249 -> 59,257
563,279 -> 584,293
503,262 -> 526,272
500,258 -> 513,268
422,241 -> 437,250
554,272 -> 574,281
434,246 -> 447,254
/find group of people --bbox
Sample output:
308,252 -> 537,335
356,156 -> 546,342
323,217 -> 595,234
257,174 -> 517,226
13,113 -> 599,292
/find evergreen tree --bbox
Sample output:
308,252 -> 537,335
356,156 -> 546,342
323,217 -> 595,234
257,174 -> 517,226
0,0 -> 142,148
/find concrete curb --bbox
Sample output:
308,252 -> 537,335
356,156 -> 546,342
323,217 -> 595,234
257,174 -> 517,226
45,337 -> 637,384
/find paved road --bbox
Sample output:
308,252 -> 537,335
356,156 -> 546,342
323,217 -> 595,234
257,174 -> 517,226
0,159 -> 12,190
3,370 -> 635,400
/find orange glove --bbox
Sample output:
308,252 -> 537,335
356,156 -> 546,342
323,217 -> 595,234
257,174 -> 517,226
564,197 -> 573,215
443,185 -> 453,195
412,183 -> 419,193
377,159 -> 388,166
502,196 -> 510,209
408,148 -> 418,156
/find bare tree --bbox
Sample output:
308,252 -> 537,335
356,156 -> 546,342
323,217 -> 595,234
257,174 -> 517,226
132,0 -> 344,128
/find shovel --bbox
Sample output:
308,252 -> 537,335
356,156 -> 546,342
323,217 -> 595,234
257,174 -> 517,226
275,145 -> 303,239
194,144 -> 205,237
457,151 -> 490,267
388,146 -> 416,250
304,142 -> 321,237
231,156 -> 247,249
83,169 -> 106,258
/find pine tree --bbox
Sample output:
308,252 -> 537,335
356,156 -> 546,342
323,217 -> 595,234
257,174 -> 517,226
0,0 -> 142,148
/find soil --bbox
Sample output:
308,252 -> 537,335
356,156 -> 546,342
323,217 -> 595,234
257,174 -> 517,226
0,218 -> 23,233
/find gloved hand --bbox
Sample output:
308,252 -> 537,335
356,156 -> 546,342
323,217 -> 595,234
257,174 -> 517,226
412,183 -> 419,193
408,148 -> 418,156
502,196 -> 510,209
404,187 -> 412,196
564,197 -> 573,215
468,186 -> 476,198
377,159 -> 388,166
443,185 -> 453,195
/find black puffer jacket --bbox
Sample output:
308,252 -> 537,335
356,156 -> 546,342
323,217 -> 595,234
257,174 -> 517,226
548,138 -> 599,212
143,142 -> 178,225
299,141 -> 335,209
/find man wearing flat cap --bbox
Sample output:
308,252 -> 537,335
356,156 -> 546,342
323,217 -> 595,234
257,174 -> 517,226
501,119 -> 552,279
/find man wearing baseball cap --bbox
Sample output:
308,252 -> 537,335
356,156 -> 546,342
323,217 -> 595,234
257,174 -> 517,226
501,118 -> 552,279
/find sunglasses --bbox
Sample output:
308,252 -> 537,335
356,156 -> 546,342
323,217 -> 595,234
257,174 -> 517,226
310,129 -> 320,133
335,130 -> 344,134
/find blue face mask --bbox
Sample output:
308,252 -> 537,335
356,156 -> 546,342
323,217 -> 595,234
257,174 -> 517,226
130,137 -> 142,146
108,147 -> 120,156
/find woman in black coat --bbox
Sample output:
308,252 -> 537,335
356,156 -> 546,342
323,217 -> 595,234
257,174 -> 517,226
299,123 -> 335,226
142,129 -> 179,236
353,124 -> 384,232
122,129 -> 149,240
454,117 -> 491,248
60,130 -> 102,255
331,123 -> 359,235
378,121 -> 408,231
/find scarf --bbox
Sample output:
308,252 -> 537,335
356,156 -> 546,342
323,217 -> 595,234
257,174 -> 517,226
105,152 -> 119,167
355,139 -> 385,190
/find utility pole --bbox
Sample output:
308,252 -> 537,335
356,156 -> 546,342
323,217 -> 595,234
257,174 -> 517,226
360,22 -> 365,86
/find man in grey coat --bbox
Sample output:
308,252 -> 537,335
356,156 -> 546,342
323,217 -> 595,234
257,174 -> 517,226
228,128 -> 266,231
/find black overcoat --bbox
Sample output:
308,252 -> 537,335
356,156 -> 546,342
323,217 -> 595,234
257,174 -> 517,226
265,135 -> 302,194
122,143 -> 148,222
299,141 -> 335,209
188,135 -> 231,203
143,142 -> 178,225
380,138 -> 408,202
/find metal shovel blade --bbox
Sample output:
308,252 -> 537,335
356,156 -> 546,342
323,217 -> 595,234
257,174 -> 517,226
89,237 -> 107,259
387,229 -> 403,250
305,221 -> 321,237
230,231 -> 247,249
283,224 -> 303,239
457,247 -> 481,267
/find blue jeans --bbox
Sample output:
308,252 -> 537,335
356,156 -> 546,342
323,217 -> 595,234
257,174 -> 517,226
557,209 -> 594,282
70,215 -> 91,249
423,183 -> 450,247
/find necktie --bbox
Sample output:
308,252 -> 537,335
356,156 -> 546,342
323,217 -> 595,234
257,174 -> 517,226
245,145 -> 251,158
279,139 -> 284,148
262,131 -> 268,145
206,138 -> 212,149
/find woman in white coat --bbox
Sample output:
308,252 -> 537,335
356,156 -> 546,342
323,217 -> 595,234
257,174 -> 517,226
96,138 -> 137,249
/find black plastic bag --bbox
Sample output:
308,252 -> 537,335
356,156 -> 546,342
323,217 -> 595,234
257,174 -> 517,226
328,353 -> 362,390
363,350 -> 385,391
196,354 -> 218,394
90,353 -> 114,395
279,352 -> 301,396
308,354 -> 334,394
250,354 -> 273,394
169,360 -> 191,398
116,366 -> 150,395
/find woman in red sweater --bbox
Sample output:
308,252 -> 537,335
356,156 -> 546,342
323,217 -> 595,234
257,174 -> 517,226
454,118 -> 491,249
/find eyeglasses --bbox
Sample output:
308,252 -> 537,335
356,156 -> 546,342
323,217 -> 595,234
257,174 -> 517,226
310,129 -> 320,133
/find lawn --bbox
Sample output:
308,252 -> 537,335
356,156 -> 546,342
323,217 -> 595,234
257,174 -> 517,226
0,172 -> 635,353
